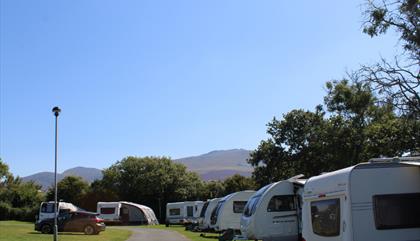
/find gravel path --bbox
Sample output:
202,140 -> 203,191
111,226 -> 191,241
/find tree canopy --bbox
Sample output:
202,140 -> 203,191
249,80 -> 419,187
361,0 -> 419,116
93,156 -> 204,220
0,159 -> 43,221
46,176 -> 90,207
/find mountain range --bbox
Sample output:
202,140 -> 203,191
22,167 -> 103,191
22,149 -> 253,190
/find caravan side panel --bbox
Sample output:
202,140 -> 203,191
350,165 -> 420,241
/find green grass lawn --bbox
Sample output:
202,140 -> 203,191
0,221 -> 132,241
141,224 -> 220,241
141,224 -> 254,241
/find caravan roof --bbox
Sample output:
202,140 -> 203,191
302,157 -> 420,241
304,158 -> 420,199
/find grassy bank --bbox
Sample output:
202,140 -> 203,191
0,221 -> 132,241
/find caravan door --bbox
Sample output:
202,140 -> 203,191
306,196 -> 344,241
265,195 -> 299,240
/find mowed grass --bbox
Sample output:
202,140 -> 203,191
141,224 -> 220,241
141,224 -> 254,241
0,221 -> 132,241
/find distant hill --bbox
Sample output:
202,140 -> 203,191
22,167 -> 102,190
22,149 -> 254,189
174,149 -> 253,181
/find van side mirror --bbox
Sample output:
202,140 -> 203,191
35,215 -> 39,221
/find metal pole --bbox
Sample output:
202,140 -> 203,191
52,107 -> 61,241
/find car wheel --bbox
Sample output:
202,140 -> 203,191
41,224 -> 52,234
84,225 -> 95,235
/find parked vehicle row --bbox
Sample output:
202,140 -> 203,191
166,156 -> 420,241
35,200 -> 159,235
35,156 -> 420,239
35,210 -> 105,235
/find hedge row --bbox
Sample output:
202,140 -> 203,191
0,202 -> 38,221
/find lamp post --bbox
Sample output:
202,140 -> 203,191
52,106 -> 61,241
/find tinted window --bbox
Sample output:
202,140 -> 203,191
233,201 -> 247,213
373,193 -> 420,229
100,208 -> 116,214
186,206 -> 194,217
200,202 -> 209,217
169,208 -> 180,216
41,203 -> 55,213
210,201 -> 224,225
311,199 -> 340,237
267,195 -> 296,212
243,195 -> 261,217
59,209 -> 70,215
72,212 -> 89,219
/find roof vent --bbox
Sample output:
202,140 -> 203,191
369,156 -> 420,163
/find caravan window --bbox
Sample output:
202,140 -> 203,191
100,208 -> 116,214
311,198 -> 340,237
200,202 -> 209,217
41,203 -> 55,213
267,195 -> 296,212
233,201 -> 247,213
169,208 -> 180,216
243,196 -> 260,217
373,193 -> 420,229
211,201 -> 224,225
186,206 -> 194,217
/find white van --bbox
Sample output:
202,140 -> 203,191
210,190 -> 255,232
97,201 -> 158,225
166,201 -> 204,225
36,201 -> 81,223
302,157 -> 420,241
240,175 -> 305,241
198,198 -> 220,231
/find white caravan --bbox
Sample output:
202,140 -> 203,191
36,201 -> 81,222
240,175 -> 306,241
97,201 -> 159,225
302,157 -> 420,241
198,198 -> 221,231
210,190 -> 255,232
166,201 -> 204,225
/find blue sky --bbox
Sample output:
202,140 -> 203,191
1,0 -> 399,177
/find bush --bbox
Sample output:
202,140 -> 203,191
0,202 -> 38,221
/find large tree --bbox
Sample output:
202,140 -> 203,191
0,159 -> 43,221
96,156 -> 204,221
223,174 -> 256,195
361,0 -> 419,116
46,176 -> 89,207
248,80 -> 419,187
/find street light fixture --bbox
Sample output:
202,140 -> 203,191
52,106 -> 61,241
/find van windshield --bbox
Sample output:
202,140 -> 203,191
41,203 -> 55,213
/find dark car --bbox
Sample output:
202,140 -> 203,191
35,211 -> 106,235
